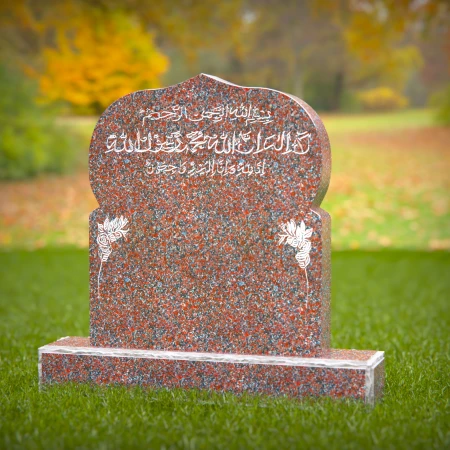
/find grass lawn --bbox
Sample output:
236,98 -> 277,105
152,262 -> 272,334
321,109 -> 435,135
0,249 -> 448,449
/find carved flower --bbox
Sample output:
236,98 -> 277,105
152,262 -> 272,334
97,216 -> 129,263
295,239 -> 311,269
97,232 -> 112,262
96,215 -> 130,300
97,232 -> 110,248
278,218 -> 313,308
278,219 -> 312,250
290,238 -> 300,248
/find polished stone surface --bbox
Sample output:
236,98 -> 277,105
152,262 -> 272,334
40,337 -> 384,404
40,74 -> 384,403
89,74 -> 331,356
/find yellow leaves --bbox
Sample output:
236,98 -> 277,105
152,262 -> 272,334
37,9 -> 169,113
0,0 -> 32,28
345,14 -> 387,64
343,4 -> 424,89
358,87 -> 409,111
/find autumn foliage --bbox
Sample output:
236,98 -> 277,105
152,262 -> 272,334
1,1 -> 170,114
358,87 -> 409,111
38,12 -> 169,114
0,0 -> 448,114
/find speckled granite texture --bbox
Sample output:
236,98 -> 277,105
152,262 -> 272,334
40,337 -> 384,404
89,74 -> 331,356
39,74 -> 384,403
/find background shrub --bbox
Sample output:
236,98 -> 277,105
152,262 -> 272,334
358,87 -> 409,112
429,84 -> 450,126
339,90 -> 362,113
0,65 -> 81,180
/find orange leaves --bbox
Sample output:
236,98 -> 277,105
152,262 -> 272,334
38,10 -> 169,113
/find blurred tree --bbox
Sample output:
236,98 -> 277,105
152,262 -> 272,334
0,64 -> 81,179
226,0 -> 448,110
118,0 -> 246,66
429,84 -> 450,125
415,4 -> 450,106
0,0 -> 244,113
37,11 -> 169,113
311,0 -> 448,108
0,0 -> 447,113
234,0 -> 348,110
1,2 -> 169,113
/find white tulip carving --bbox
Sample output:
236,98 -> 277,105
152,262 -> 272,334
97,216 -> 129,300
278,219 -> 313,308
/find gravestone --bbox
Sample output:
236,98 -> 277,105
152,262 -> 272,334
39,74 -> 384,404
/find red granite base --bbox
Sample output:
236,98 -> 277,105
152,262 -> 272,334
39,337 -> 384,405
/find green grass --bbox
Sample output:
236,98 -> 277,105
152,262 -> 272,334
57,116 -> 97,141
0,249 -> 448,449
322,108 -> 434,135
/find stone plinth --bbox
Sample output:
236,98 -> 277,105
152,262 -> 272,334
40,337 -> 384,404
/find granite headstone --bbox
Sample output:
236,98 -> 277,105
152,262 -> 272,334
39,74 -> 384,404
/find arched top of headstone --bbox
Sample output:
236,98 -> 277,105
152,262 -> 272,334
89,74 -> 331,210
